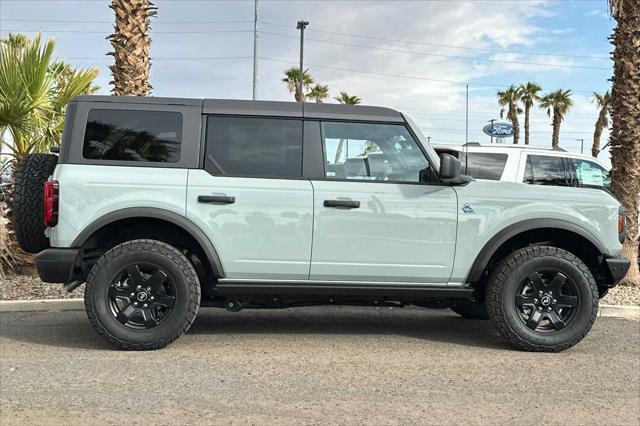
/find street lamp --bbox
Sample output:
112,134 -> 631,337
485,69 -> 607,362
296,20 -> 309,103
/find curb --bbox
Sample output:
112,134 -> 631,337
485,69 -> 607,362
0,299 -> 638,319
0,298 -> 84,313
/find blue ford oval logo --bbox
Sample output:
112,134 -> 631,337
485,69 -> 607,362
482,122 -> 514,138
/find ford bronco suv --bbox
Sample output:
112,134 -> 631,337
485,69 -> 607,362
13,96 -> 630,352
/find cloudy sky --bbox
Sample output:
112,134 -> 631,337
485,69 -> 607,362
0,0 -> 616,165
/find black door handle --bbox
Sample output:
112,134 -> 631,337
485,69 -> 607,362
198,195 -> 236,204
323,199 -> 360,209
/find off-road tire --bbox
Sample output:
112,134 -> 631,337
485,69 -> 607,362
486,245 -> 598,352
13,154 -> 58,253
451,299 -> 489,320
85,239 -> 201,350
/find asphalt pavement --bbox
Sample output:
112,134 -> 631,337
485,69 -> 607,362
1,306 -> 639,425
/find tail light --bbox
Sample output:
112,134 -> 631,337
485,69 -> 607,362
618,206 -> 626,243
43,180 -> 59,227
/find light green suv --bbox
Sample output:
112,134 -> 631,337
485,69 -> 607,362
13,96 -> 630,352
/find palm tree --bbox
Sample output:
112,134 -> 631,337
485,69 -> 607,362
591,91 -> 611,158
0,33 -> 98,274
539,89 -> 573,149
497,85 -> 522,144
519,82 -> 542,145
108,0 -> 156,96
282,67 -> 313,102
333,92 -> 362,163
334,91 -> 362,105
608,0 -> 639,284
308,84 -> 329,103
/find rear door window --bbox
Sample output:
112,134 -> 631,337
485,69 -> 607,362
205,116 -> 303,179
524,155 -> 569,186
83,109 -> 182,163
459,152 -> 508,180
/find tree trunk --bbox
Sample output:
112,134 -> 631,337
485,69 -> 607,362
108,0 -> 156,96
609,1 -> 640,284
592,111 -> 606,158
524,105 -> 530,145
510,107 -> 519,144
551,111 -> 560,149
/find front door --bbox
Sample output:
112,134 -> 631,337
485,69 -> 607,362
310,121 -> 457,283
187,116 -> 313,280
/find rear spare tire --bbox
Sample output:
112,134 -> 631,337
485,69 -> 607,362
13,153 -> 58,253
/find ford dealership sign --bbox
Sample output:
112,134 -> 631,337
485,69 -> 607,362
483,122 -> 514,138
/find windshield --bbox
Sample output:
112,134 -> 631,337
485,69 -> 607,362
403,115 -> 441,169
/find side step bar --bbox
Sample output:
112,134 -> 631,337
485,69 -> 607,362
216,282 -> 473,299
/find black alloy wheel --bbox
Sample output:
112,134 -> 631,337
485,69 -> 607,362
515,270 -> 579,332
108,264 -> 177,330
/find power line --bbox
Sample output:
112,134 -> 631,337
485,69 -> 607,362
259,56 -> 604,94
258,21 -> 610,61
259,30 -> 610,71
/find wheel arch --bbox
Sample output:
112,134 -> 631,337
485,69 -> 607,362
466,219 -> 608,285
72,207 -> 225,279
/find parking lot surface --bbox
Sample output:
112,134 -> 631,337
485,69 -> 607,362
1,306 -> 638,425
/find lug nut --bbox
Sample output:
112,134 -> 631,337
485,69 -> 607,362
537,307 -> 542,312
534,298 -> 538,303
547,307 -> 552,312
136,285 -> 141,290
150,296 -> 154,301
539,291 -> 543,295
130,293 -> 135,297
143,303 -> 148,308
133,302 -> 138,306
553,299 -> 557,303
146,287 -> 151,292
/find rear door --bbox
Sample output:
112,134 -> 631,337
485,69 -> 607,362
309,121 -> 458,283
186,115 -> 313,280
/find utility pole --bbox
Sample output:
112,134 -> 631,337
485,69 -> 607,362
296,20 -> 309,103
465,84 -> 469,144
576,138 -> 584,154
427,136 -> 431,144
488,118 -> 497,144
252,0 -> 258,100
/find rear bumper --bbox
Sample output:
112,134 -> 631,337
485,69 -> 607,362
35,248 -> 81,284
603,255 -> 631,286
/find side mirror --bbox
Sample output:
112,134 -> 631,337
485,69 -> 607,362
439,153 -> 461,181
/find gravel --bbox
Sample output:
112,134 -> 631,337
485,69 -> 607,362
0,273 -> 83,300
2,272 -> 639,305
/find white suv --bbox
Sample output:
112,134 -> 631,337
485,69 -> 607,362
433,143 -> 611,190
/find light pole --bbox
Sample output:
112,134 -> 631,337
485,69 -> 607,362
488,118 -> 497,144
252,0 -> 258,100
296,20 -> 309,103
576,138 -> 584,154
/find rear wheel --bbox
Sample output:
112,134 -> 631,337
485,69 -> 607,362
85,239 -> 200,350
486,245 -> 598,352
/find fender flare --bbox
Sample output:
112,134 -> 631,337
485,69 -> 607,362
72,207 -> 225,278
465,218 -> 608,283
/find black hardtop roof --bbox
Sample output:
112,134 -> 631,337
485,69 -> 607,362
71,95 -> 404,122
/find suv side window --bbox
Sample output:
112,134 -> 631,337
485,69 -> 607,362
205,116 -> 303,179
321,121 -> 431,183
460,152 -> 508,180
83,109 -> 182,163
567,158 -> 611,190
524,155 -> 568,186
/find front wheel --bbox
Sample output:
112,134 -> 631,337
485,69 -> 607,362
85,239 -> 201,350
486,245 -> 598,352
